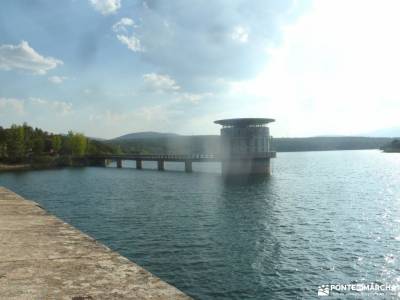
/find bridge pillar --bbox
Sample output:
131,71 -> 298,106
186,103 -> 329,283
136,159 -> 142,169
157,160 -> 164,171
98,159 -> 107,167
185,160 -> 192,173
116,159 -> 122,168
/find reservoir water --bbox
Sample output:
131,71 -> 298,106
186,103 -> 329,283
1,150 -> 400,299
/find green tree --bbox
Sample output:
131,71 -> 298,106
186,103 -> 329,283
0,126 -> 6,160
32,138 -> 44,156
68,132 -> 87,156
51,135 -> 62,154
6,125 -> 25,162
0,123 -> 124,163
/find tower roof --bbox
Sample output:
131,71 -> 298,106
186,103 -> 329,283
214,118 -> 275,127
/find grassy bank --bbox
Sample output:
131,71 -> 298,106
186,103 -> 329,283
0,163 -> 31,171
0,156 -> 91,172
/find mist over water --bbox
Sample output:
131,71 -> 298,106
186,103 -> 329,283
1,150 -> 400,299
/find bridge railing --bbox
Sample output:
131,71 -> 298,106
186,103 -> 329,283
87,154 -> 218,160
87,152 -> 276,160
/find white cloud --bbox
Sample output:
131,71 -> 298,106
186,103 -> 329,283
0,41 -> 63,75
231,25 -> 249,43
89,104 -> 181,129
29,97 -> 73,115
116,35 -> 143,52
113,18 -> 143,52
143,73 -> 180,92
48,76 -> 68,84
0,97 -> 76,134
222,0 -> 400,137
0,98 -> 25,115
112,17 -> 135,32
178,93 -> 203,104
142,72 -> 210,105
89,0 -> 121,15
176,92 -> 213,104
0,97 -> 72,117
29,97 -> 46,105
129,0 -> 299,83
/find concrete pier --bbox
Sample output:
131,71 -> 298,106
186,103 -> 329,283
136,159 -> 142,169
117,159 -> 122,168
157,160 -> 165,171
184,160 -> 192,173
0,187 -> 191,300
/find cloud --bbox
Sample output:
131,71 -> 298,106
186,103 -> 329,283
142,72 -> 212,105
143,73 -> 180,92
113,18 -> 143,52
0,96 -> 76,134
118,0 -> 308,91
0,97 -> 72,117
0,98 -> 25,115
177,93 -> 204,104
29,97 -> 73,115
219,0 -> 400,136
89,0 -> 121,15
231,25 -> 249,43
48,76 -> 68,84
89,104 -> 182,128
0,41 -> 63,75
116,35 -> 143,52
112,17 -> 135,32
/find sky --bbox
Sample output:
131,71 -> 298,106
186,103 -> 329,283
0,0 -> 399,138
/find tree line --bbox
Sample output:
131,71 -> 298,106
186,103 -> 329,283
382,139 -> 400,152
0,123 -> 120,164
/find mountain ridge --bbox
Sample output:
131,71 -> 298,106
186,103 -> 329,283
112,131 -> 181,140
106,133 -> 393,154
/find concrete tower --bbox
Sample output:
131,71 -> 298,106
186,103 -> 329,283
214,118 -> 276,176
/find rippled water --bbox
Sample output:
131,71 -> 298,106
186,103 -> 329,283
1,150 -> 400,299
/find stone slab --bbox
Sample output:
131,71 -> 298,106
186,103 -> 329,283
0,187 -> 191,300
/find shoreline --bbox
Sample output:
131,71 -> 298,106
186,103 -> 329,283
0,149 -> 389,173
0,156 -> 90,172
383,149 -> 400,153
0,163 -> 64,172
0,164 -> 32,172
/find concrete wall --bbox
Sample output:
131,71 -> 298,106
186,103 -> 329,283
220,126 -> 272,176
220,126 -> 270,157
0,187 -> 191,299
221,159 -> 270,175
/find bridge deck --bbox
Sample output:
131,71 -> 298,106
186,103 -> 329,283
88,152 -> 276,162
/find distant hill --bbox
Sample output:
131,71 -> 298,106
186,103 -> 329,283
112,131 -> 181,140
88,136 -> 107,141
106,133 -> 392,154
273,136 -> 391,152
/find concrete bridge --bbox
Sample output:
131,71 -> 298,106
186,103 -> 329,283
88,154 -> 218,172
88,117 -> 277,175
87,152 -> 276,173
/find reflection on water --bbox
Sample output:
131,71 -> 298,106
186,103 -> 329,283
1,150 -> 400,299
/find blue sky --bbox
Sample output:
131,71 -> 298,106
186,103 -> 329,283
0,0 -> 399,138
